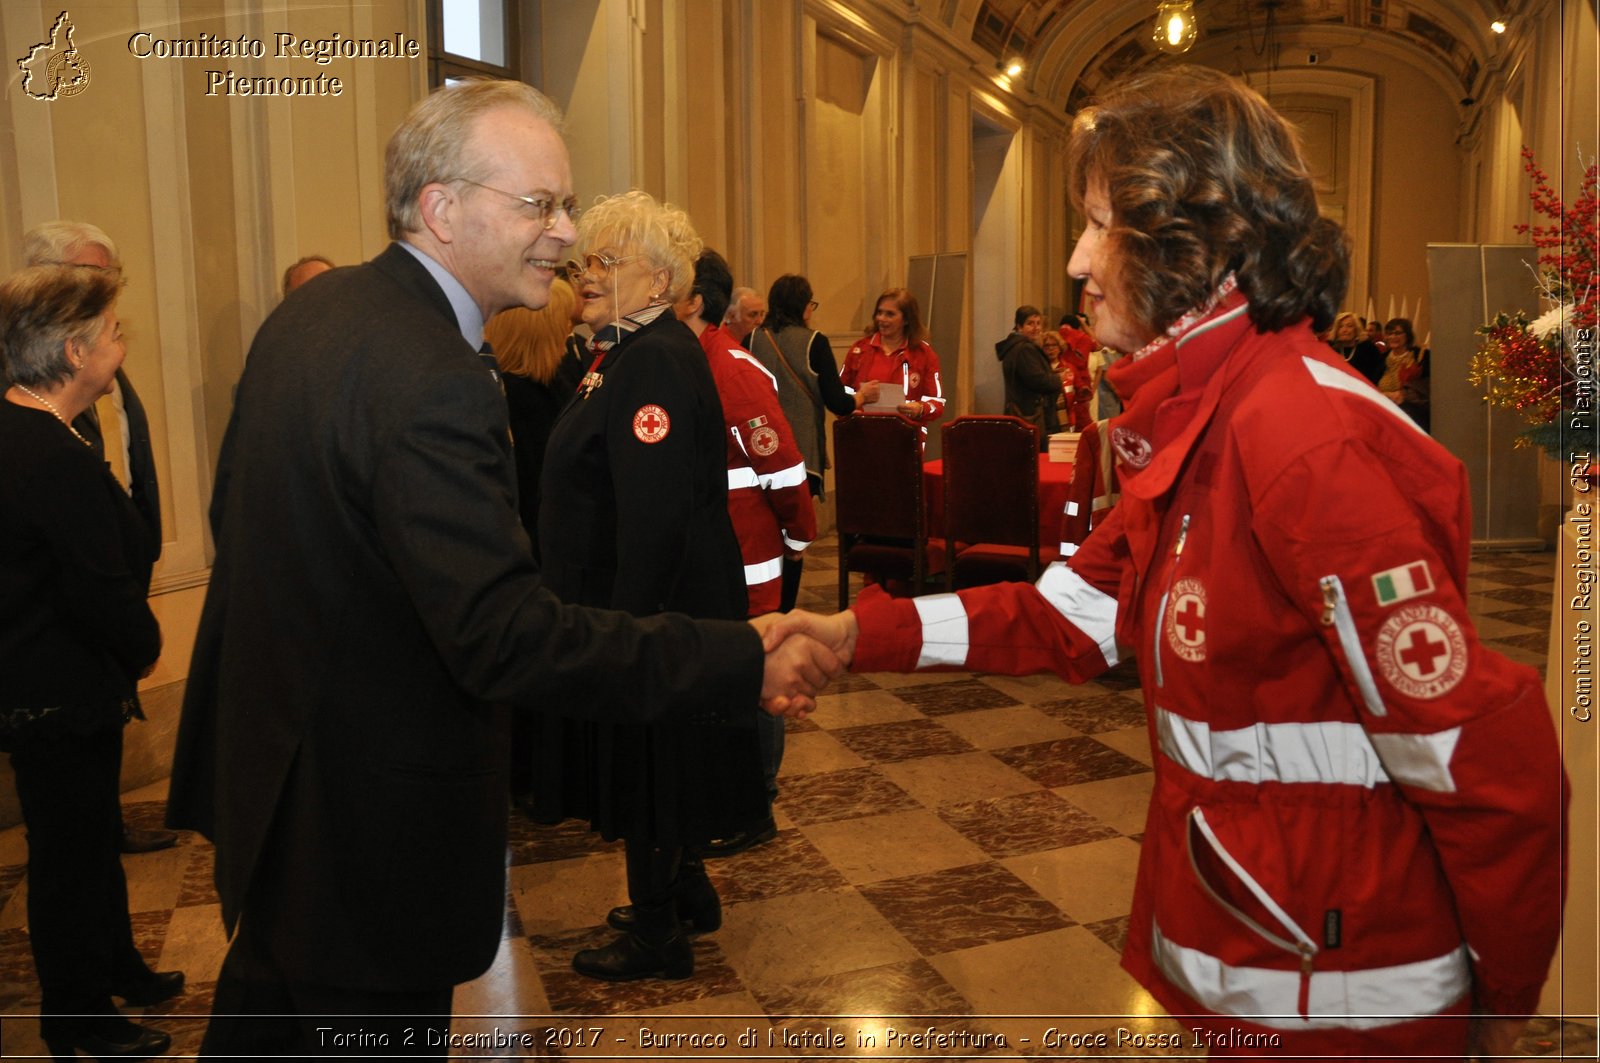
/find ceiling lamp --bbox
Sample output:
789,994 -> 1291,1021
1152,0 -> 1199,54
1004,58 -> 1024,77
1490,19 -> 1508,33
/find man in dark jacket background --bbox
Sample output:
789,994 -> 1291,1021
996,304 -> 1061,448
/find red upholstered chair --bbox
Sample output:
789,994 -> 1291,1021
832,412 -> 942,610
941,414 -> 1061,589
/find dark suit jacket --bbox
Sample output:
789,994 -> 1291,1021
167,244 -> 764,992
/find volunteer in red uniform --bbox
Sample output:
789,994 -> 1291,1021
768,67 -> 1566,1061
676,249 -> 816,854
840,288 -> 944,424
676,253 -> 816,616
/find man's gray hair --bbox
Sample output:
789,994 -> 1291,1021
22,220 -> 120,268
385,78 -> 564,240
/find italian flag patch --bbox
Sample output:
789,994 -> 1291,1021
1372,561 -> 1434,606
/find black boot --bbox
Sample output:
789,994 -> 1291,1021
574,842 -> 694,982
607,854 -> 720,933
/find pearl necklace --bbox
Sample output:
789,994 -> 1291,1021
12,384 -> 92,448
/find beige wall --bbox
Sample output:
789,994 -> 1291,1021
0,0 -> 423,825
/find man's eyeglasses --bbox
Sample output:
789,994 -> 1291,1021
567,253 -> 645,281
452,178 -> 582,231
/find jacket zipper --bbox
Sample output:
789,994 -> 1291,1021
1187,807 -> 1320,1019
1318,574 -> 1387,717
1152,513 -> 1190,688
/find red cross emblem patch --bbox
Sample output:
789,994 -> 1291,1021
1373,603 -> 1467,699
1163,578 -> 1207,662
632,404 -> 670,444
750,425 -> 780,457
1111,426 -> 1153,469
908,371 -> 922,389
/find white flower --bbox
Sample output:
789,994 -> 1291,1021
1530,303 -> 1571,340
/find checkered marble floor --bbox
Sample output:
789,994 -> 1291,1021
0,547 -> 1592,1059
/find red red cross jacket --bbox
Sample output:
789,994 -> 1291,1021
852,286 -> 1567,1057
698,325 -> 817,615
840,333 -> 945,423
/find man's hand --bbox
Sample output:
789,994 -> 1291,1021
855,380 -> 881,409
753,617 -> 847,719
752,609 -> 858,667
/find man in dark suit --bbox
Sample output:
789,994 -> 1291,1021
21,221 -> 178,855
167,80 -> 842,1058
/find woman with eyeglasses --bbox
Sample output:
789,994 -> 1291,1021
0,265 -> 179,1061
1378,316 -> 1430,431
529,191 -> 766,983
841,287 -> 945,424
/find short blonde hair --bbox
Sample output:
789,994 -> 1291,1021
576,190 -> 701,304
385,78 -> 564,240
485,278 -> 577,385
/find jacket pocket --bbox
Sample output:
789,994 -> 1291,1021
1187,806 -> 1318,1018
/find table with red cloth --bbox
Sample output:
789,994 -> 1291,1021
922,454 -> 1075,549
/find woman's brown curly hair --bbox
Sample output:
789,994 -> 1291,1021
1067,65 -> 1348,338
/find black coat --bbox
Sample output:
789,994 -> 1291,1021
997,331 -> 1062,435
167,245 -> 764,992
531,312 -> 765,845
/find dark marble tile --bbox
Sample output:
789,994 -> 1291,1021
1478,586 -> 1555,606
507,812 -> 621,867
858,862 -> 1072,953
128,910 -> 169,964
121,799 -> 175,837
752,957 -> 973,1019
1083,913 -> 1129,954
830,718 -> 976,763
1474,567 -> 1554,587
528,925 -> 743,1013
1481,605 -> 1554,628
175,843 -> 220,908
1474,550 -> 1554,568
775,767 -> 921,825
1035,693 -> 1146,734
1489,630 -> 1555,653
703,829 -> 847,904
1518,1015 -> 1598,1057
893,679 -> 1021,716
0,864 -> 24,916
0,926 -> 37,1011
1093,658 -> 1143,691
937,790 -> 1120,858
817,671 -> 883,696
992,736 -> 1152,789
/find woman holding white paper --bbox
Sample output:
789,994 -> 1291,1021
841,287 -> 944,424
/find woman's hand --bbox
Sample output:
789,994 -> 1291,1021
897,400 -> 924,419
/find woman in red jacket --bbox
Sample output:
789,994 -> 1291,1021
840,287 -> 944,424
769,66 -> 1565,1062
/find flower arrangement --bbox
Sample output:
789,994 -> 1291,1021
1468,147 -> 1597,460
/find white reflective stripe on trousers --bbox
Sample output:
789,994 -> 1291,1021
1152,921 -> 1470,1030
744,556 -> 783,586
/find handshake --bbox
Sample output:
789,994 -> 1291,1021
750,609 -> 860,718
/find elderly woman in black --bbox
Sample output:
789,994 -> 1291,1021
532,191 -> 767,981
0,266 -> 181,1059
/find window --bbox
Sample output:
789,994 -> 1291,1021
427,0 -> 519,86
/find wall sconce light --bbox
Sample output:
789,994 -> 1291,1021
1490,19 -> 1508,33
1152,0 -> 1199,54
1003,58 -> 1024,77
